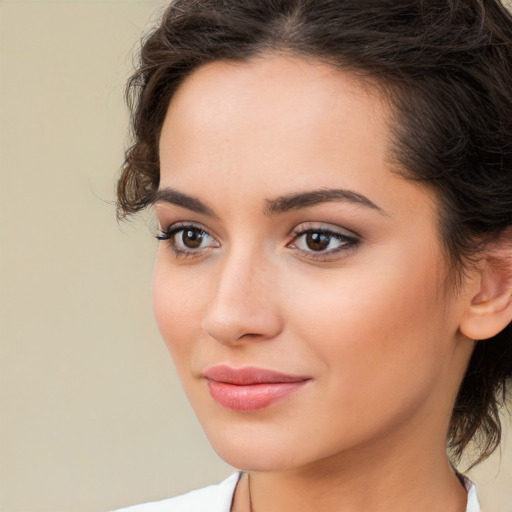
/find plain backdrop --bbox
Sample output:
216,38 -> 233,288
0,1 -> 510,511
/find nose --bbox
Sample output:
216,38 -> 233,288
201,250 -> 284,345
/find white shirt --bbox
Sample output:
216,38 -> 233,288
114,472 -> 481,512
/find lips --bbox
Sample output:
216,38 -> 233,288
203,365 -> 311,412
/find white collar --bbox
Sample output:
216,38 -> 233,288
461,476 -> 481,512
235,473 -> 481,512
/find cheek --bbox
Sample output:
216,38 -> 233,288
152,254 -> 207,362
284,249 -> 449,404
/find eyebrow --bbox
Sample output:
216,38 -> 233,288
264,188 -> 387,216
152,186 -> 386,217
152,188 -> 215,216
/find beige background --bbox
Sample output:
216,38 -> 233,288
0,1 -> 511,511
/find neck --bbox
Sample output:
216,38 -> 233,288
238,433 -> 468,512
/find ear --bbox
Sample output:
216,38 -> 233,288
459,231 -> 512,341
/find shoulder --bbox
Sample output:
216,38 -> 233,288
113,473 -> 241,512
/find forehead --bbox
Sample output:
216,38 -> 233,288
159,54 -> 390,169
160,55 -> 399,199
168,54 -> 381,112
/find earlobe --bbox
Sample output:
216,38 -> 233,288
460,235 -> 512,341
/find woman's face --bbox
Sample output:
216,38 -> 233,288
153,55 -> 475,471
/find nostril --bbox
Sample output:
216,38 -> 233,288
201,300 -> 283,346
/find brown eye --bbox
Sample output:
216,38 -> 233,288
182,228 -> 204,249
156,224 -> 219,256
290,227 -> 358,259
305,232 -> 331,251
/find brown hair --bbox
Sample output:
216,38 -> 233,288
118,0 -> 512,465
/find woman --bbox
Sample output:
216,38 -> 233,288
115,1 -> 512,511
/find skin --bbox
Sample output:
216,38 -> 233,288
153,54 -> 480,512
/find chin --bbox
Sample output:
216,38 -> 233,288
200,420 -> 321,472
213,444 -> 302,472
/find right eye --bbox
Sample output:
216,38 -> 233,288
156,224 -> 220,257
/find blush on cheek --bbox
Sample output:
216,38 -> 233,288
153,271 -> 186,346
152,263 -> 208,363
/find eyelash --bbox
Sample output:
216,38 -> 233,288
288,226 -> 360,261
156,223 -> 218,258
155,223 -> 360,261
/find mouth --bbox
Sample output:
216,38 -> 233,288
202,365 -> 311,412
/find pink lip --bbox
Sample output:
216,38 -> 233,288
203,365 -> 311,412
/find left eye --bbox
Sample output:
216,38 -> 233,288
292,229 -> 356,253
156,225 -> 219,254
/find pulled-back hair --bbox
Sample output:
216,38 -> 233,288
118,0 -> 512,465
